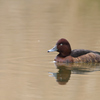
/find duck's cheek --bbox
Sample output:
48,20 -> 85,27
57,46 -> 62,52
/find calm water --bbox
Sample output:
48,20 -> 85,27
0,0 -> 100,100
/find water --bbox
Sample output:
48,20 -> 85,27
0,0 -> 100,100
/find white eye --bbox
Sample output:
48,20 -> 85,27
60,44 -> 63,46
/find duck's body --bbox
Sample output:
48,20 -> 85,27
48,38 -> 100,63
72,49 -> 100,63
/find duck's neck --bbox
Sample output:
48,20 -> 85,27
58,52 -> 71,57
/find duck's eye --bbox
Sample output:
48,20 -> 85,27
60,44 -> 63,46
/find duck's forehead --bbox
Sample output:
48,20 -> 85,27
56,38 -> 68,44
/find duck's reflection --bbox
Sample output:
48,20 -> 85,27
49,63 -> 72,85
49,63 -> 100,85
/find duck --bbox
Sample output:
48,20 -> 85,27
48,38 -> 100,63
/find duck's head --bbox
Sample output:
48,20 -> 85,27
48,38 -> 71,57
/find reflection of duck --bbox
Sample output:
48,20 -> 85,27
48,38 -> 100,63
56,67 -> 71,85
49,63 -> 72,85
56,63 -> 100,74
49,68 -> 71,85
49,63 -> 100,85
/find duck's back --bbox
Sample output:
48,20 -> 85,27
71,49 -> 100,63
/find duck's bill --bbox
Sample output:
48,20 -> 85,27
48,45 -> 58,52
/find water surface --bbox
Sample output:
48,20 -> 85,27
0,0 -> 100,100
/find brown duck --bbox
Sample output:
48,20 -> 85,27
48,38 -> 100,63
